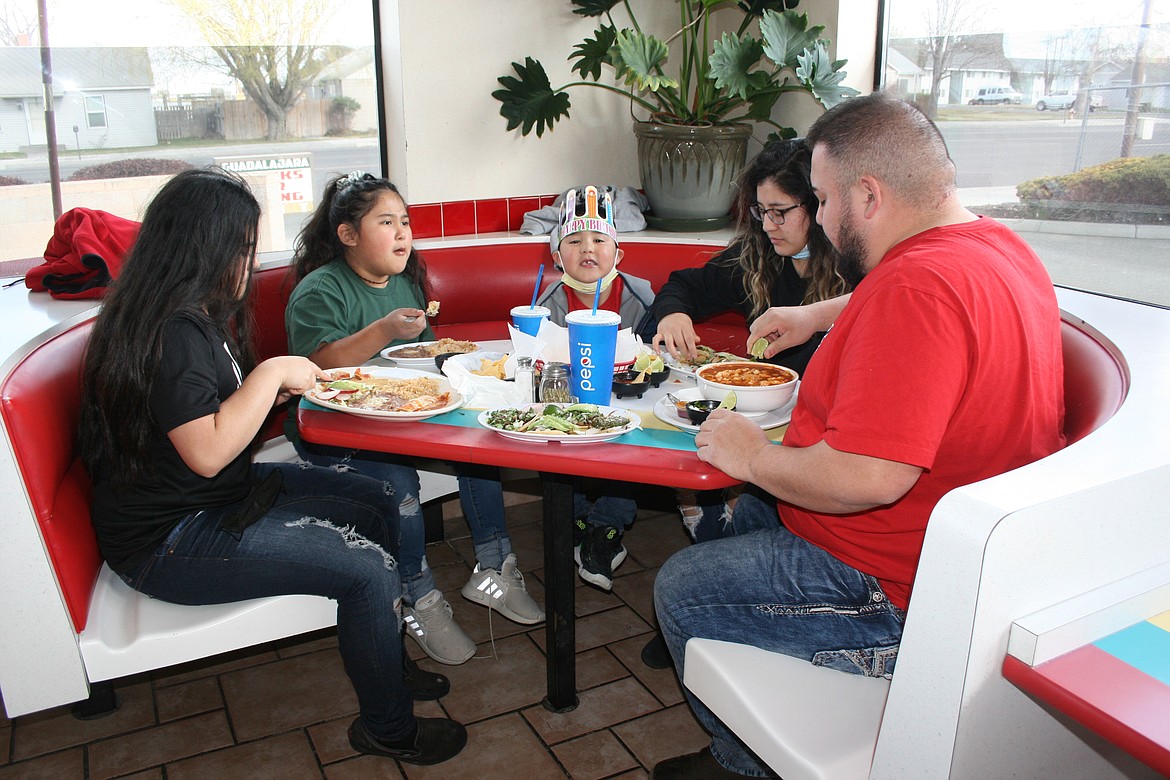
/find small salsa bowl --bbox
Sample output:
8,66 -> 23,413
612,369 -> 652,399
685,399 -> 721,425
696,361 -> 798,413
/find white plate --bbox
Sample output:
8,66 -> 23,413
477,404 -> 641,443
662,350 -> 750,378
305,366 -> 464,420
380,340 -> 479,367
652,387 -> 796,433
444,351 -> 509,376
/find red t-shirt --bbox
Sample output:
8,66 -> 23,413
565,276 -> 624,315
781,217 -> 1066,610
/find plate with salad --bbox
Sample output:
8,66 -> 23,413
478,403 -> 641,443
662,345 -> 750,377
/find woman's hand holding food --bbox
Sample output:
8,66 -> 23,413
653,312 -> 701,361
381,308 -> 429,341
261,356 -> 330,405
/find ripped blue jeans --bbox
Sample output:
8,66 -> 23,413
293,441 -> 512,604
118,461 -> 413,743
654,491 -> 905,777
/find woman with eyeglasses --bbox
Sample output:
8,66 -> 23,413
650,138 -> 849,375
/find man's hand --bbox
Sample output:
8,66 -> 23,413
748,295 -> 851,359
693,409 -> 771,482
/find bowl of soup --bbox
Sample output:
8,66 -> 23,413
696,361 -> 798,413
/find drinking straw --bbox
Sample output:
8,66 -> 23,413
529,263 -> 545,309
591,278 -> 602,315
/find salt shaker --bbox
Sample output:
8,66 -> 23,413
539,362 -> 573,403
515,356 -> 535,404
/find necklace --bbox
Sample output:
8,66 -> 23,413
348,263 -> 389,287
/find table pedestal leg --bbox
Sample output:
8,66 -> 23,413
541,471 -> 578,712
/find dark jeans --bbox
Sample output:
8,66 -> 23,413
119,461 -> 413,741
654,492 -> 906,776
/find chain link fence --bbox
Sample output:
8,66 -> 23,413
1073,82 -> 1170,173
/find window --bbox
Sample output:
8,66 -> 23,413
883,0 -> 1170,308
84,95 -> 107,128
0,0 -> 380,265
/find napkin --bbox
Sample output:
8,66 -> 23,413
516,320 -> 639,366
442,359 -> 526,409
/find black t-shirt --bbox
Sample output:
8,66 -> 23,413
650,245 -> 824,374
90,312 -> 253,573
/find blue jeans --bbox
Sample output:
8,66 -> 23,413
573,480 -> 638,532
654,492 -> 906,777
295,441 -> 512,603
119,461 -> 413,742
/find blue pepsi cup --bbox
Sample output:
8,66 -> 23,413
565,309 -> 621,405
511,305 -> 551,337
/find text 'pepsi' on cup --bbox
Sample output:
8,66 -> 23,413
565,309 -> 621,405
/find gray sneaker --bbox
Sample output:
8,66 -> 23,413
461,553 -> 545,625
403,589 -> 476,665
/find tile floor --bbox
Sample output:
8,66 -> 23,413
0,478 -> 712,779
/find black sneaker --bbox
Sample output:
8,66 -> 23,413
404,653 -> 450,701
574,525 -> 627,590
572,515 -> 588,546
348,716 -> 467,766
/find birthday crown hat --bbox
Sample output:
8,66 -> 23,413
551,185 -> 618,249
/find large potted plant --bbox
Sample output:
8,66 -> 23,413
493,0 -> 857,230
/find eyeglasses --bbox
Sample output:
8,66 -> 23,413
749,203 -> 802,226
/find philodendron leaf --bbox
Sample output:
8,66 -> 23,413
759,9 -> 824,69
709,32 -> 765,100
797,42 -> 860,108
570,24 -> 618,81
571,0 -> 622,17
612,29 -> 678,93
492,58 -> 572,137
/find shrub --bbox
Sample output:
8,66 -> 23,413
1017,155 -> 1170,206
66,158 -> 194,182
0,175 -> 29,187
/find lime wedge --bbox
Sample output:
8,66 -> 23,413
648,355 -> 665,373
633,353 -> 652,372
718,390 -> 737,410
750,338 -> 769,359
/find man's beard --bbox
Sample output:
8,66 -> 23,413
834,204 -> 868,288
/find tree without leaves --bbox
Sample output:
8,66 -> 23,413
0,2 -> 37,46
168,0 -> 338,141
919,0 -> 977,119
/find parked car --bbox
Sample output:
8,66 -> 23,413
1036,92 -> 1104,112
968,86 -> 1024,105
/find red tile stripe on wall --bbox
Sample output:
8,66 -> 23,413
408,195 -> 558,239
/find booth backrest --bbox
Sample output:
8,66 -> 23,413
1060,315 -> 1128,444
0,320 -> 98,632
247,241 -> 743,362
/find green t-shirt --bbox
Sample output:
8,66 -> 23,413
285,260 -> 435,359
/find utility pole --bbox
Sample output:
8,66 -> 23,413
36,0 -> 62,221
1120,0 -> 1153,159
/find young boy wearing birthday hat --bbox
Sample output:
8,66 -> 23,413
535,185 -> 656,590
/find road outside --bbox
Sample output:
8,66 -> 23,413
2,121 -> 1167,308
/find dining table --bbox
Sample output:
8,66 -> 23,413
295,341 -> 793,712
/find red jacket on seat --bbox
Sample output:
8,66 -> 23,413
26,208 -> 140,299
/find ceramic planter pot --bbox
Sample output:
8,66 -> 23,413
633,121 -> 751,231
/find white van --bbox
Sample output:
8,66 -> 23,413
968,86 -> 1023,105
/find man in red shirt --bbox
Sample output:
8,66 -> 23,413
651,94 -> 1066,779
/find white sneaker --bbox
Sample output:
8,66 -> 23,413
403,589 -> 475,665
461,553 -> 545,625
